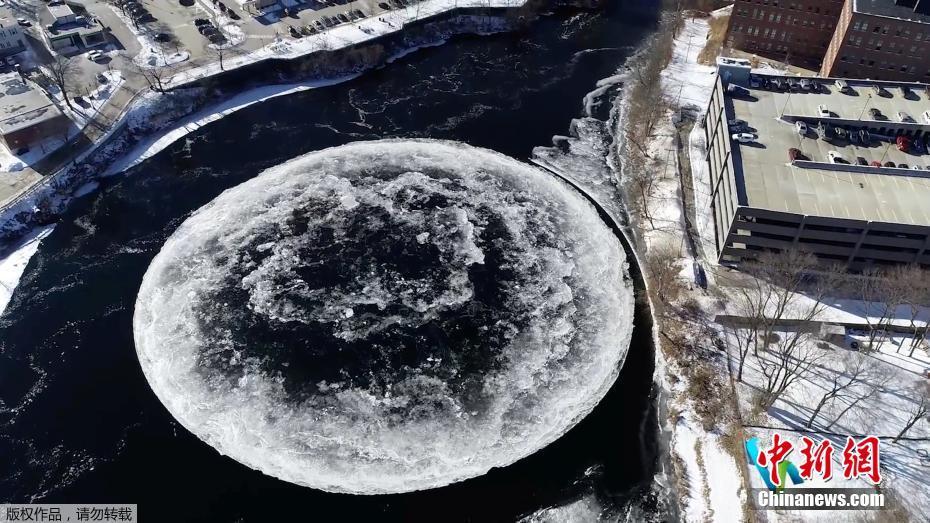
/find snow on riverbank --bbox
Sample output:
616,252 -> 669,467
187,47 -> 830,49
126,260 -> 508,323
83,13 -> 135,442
0,225 -> 54,315
166,0 -> 526,88
104,74 -> 358,176
629,12 -> 745,522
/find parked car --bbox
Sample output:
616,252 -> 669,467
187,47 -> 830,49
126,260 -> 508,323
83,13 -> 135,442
870,160 -> 883,167
154,33 -> 171,42
289,25 -> 301,37
16,18 -> 30,26
795,121 -> 808,135
788,148 -> 804,161
731,132 -> 757,143
800,78 -> 813,90
859,129 -> 872,145
818,104 -> 830,117
835,79 -> 850,93
86,50 -> 104,61
913,165 -> 923,171
897,136 -> 911,152
857,156 -> 868,166
898,111 -> 916,123
194,18 -> 210,25
728,118 -> 746,128
872,84 -> 887,96
911,136 -> 927,153
828,151 -> 846,164
899,163 -> 910,169
96,72 -> 108,83
338,12 -> 349,22
727,84 -> 750,97
749,76 -> 761,88
868,107 -> 883,120
884,161 -> 896,167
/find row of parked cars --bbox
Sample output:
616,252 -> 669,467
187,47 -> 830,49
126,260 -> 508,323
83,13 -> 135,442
290,8 -> 366,37
195,18 -> 226,45
820,149 -> 930,171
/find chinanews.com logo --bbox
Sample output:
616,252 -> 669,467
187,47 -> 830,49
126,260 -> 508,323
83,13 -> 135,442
745,434 -> 887,510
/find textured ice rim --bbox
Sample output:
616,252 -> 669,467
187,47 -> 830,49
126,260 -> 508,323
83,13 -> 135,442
133,139 -> 634,494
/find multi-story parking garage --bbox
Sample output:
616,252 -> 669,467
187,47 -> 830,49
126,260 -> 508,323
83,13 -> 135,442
702,63 -> 930,269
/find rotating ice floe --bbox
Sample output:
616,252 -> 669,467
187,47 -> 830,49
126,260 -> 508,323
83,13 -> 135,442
133,139 -> 634,494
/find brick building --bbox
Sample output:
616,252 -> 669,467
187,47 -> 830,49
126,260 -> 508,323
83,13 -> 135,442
821,0 -> 930,82
724,0 -> 845,70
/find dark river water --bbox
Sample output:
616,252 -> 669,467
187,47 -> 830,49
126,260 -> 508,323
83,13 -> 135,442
0,2 -> 666,521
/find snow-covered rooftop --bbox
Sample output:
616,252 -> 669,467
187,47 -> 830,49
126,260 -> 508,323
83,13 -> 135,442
0,73 -> 64,135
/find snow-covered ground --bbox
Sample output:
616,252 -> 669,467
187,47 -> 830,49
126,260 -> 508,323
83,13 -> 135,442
639,12 -> 745,523
0,225 -> 55,315
108,6 -> 191,69
105,75 -> 360,176
677,7 -> 930,521
47,70 -> 125,130
166,0 -> 527,88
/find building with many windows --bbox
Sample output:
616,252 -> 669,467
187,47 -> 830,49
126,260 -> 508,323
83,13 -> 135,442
725,0 -> 930,82
700,63 -> 930,269
725,0 -> 845,70
822,0 -> 930,82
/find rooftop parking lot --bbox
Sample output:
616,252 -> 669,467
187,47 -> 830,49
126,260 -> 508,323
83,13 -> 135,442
726,77 -> 930,225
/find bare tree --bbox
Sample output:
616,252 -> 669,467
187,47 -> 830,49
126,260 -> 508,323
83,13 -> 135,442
726,250 -> 844,405
856,266 -> 908,352
898,265 -> 930,356
126,61 -> 174,93
646,243 -> 684,309
205,39 -> 243,72
42,55 -> 79,110
894,383 -> 930,443
805,353 -> 878,428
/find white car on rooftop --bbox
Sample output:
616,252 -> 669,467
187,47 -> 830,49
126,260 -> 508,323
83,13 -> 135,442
795,121 -> 808,135
818,104 -> 830,117
86,50 -> 104,61
731,132 -> 757,143
827,151 -> 846,164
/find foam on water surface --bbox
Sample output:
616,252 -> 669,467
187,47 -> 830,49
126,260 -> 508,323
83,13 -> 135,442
133,139 -> 634,494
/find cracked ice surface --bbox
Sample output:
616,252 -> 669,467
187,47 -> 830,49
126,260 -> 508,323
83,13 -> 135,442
133,139 -> 634,494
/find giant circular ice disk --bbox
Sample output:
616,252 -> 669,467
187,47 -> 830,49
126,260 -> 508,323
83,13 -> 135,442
133,139 -> 634,494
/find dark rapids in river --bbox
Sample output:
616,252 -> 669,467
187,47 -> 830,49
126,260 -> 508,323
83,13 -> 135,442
0,2 -> 666,520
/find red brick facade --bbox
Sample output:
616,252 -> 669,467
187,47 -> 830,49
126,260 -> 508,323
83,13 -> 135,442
821,4 -> 930,82
725,0 -> 845,70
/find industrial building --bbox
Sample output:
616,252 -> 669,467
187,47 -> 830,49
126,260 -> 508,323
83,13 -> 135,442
726,0 -> 930,82
701,60 -> 930,269
0,9 -> 27,57
725,0 -> 845,70
0,73 -> 70,152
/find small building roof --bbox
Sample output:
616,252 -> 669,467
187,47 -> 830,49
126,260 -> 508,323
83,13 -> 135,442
854,0 -> 930,25
47,2 -> 75,20
0,73 -> 64,135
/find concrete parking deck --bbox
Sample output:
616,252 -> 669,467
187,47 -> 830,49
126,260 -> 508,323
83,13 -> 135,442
728,77 -> 930,225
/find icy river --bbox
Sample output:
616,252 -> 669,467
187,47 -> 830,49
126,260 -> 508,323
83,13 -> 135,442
0,2 -> 668,520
